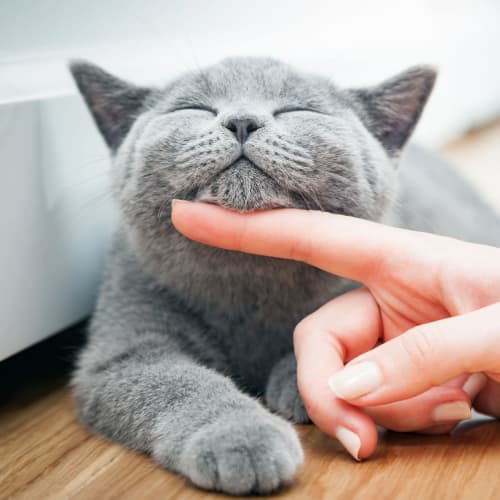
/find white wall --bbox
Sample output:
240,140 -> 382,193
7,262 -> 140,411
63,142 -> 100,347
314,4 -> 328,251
2,0 -> 500,144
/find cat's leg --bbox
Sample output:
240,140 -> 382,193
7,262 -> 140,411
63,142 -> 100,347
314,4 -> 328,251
265,352 -> 310,424
74,297 -> 303,494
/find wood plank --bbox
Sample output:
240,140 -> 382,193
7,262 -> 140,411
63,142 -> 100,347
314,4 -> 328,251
1,383 -> 499,499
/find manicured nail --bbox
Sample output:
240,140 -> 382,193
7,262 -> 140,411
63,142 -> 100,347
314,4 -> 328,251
432,401 -> 471,423
462,373 -> 487,399
328,362 -> 383,400
335,426 -> 361,461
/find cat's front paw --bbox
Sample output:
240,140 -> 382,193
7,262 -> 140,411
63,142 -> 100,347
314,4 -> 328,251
265,354 -> 310,424
176,411 -> 303,495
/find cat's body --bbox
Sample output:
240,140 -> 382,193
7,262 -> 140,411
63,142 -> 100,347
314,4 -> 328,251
394,145 -> 500,243
70,57 -> 500,495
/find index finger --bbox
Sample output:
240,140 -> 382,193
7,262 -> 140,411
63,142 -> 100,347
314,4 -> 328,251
294,288 -> 381,459
171,200 -> 426,283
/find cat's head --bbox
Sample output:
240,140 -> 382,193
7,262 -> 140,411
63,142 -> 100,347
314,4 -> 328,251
71,57 -> 435,245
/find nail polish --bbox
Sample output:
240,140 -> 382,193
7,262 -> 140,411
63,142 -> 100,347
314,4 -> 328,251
328,362 -> 383,400
432,401 -> 471,423
462,373 -> 487,398
335,426 -> 361,461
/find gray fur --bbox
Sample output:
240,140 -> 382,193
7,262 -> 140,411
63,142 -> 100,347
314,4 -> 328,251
70,57 -> 500,495
265,352 -> 310,423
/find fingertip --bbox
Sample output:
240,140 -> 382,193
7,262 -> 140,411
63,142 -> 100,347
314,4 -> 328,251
171,200 -> 228,245
348,411 -> 379,460
171,198 -> 192,211
302,380 -> 378,460
471,378 -> 500,417
315,399 -> 378,460
462,372 -> 488,400
365,385 -> 471,435
335,425 -> 362,461
170,198 -> 192,231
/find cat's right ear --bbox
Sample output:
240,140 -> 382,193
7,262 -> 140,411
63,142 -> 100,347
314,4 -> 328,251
347,66 -> 437,156
69,61 -> 154,151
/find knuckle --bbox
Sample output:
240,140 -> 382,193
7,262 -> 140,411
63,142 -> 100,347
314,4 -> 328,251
293,315 -> 315,344
398,326 -> 438,374
301,393 -> 321,420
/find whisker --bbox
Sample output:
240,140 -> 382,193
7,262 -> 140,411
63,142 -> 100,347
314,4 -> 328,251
156,196 -> 174,224
298,191 -> 313,211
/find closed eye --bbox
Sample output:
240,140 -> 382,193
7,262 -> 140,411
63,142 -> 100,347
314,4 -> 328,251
273,107 -> 324,116
170,105 -> 217,116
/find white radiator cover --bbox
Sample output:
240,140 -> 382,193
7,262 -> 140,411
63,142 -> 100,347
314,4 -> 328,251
0,97 -> 116,360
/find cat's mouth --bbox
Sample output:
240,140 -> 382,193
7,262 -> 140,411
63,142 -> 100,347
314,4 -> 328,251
193,156 -> 295,212
221,154 -> 269,179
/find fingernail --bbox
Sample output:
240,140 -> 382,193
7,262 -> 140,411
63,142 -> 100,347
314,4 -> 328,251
432,401 -> 471,423
335,426 -> 361,461
462,373 -> 487,399
328,362 -> 383,400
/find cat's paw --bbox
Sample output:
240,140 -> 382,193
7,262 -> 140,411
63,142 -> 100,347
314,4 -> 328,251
265,354 -> 310,424
176,411 -> 303,495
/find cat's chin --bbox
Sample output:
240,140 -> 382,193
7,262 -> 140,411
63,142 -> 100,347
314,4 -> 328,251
193,194 -> 292,213
194,158 -> 296,212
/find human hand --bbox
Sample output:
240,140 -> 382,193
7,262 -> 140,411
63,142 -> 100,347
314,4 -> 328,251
171,200 -> 500,459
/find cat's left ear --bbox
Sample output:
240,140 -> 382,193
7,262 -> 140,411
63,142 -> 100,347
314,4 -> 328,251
348,66 -> 437,155
70,60 -> 154,151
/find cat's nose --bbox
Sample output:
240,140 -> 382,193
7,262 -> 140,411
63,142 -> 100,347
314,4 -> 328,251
225,117 -> 261,143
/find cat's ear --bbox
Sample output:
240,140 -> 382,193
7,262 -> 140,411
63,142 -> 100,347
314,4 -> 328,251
69,60 -> 153,151
349,66 -> 437,155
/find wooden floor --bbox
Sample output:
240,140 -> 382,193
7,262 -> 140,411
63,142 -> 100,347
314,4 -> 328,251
2,121 -> 500,500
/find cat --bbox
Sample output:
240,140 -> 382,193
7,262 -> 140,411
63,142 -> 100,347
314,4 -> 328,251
70,57 -> 500,495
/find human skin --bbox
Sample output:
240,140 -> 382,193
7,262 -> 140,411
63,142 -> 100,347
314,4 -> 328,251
171,200 -> 500,459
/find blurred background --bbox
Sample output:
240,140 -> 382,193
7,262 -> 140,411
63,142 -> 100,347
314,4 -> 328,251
1,0 -> 499,358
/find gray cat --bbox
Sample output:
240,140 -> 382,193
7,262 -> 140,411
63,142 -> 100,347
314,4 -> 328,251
70,57 -> 500,495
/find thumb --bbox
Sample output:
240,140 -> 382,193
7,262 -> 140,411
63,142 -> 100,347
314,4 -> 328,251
327,302 -> 500,406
